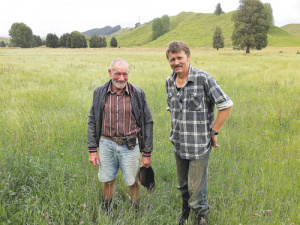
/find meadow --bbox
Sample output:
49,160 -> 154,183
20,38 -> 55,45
0,47 -> 299,225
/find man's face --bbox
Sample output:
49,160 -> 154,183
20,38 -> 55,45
168,50 -> 190,75
108,62 -> 129,90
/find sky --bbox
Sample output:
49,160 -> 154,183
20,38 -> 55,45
1,0 -> 299,38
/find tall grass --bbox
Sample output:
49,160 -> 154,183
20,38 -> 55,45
0,47 -> 299,224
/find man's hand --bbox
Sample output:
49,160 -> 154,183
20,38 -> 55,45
140,156 -> 151,168
89,152 -> 100,166
211,135 -> 220,148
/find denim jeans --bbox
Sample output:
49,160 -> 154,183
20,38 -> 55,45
175,149 -> 210,215
98,136 -> 140,186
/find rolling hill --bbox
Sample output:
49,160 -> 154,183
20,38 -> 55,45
82,25 -> 121,37
106,11 -> 300,48
281,24 -> 300,37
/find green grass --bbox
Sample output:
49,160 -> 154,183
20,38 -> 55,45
107,11 -> 300,48
281,24 -> 300,37
0,47 -> 300,224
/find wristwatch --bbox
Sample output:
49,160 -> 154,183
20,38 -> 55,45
210,129 -> 219,136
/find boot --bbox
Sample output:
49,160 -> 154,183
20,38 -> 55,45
178,200 -> 190,225
195,208 -> 210,225
101,198 -> 112,213
130,200 -> 139,212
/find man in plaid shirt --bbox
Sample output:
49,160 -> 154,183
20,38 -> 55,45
165,41 -> 233,225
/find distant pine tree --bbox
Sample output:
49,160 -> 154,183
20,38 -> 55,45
214,3 -> 224,16
213,26 -> 224,50
110,37 -> 118,48
0,41 -> 6,47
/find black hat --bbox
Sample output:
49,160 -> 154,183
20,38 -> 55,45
138,166 -> 156,193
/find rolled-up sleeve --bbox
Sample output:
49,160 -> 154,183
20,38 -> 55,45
205,76 -> 233,111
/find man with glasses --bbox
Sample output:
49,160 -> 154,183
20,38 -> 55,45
87,58 -> 153,211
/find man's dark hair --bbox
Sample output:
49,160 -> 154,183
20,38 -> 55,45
166,41 -> 190,60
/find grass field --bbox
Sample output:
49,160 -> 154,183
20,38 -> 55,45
0,47 -> 300,224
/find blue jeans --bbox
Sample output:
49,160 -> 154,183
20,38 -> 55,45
175,149 -> 210,214
98,136 -> 140,186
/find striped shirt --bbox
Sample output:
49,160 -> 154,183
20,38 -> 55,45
166,65 -> 233,160
102,82 -> 140,137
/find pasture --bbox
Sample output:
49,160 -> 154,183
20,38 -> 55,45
0,47 -> 299,224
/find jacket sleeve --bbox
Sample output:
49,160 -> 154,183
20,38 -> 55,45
141,90 -> 154,153
87,90 -> 98,152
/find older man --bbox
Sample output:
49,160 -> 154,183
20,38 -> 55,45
87,59 -> 153,210
165,41 -> 233,225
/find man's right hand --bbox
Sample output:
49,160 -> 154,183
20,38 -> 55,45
89,152 -> 100,166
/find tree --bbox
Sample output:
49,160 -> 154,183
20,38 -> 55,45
110,37 -> 118,48
213,26 -> 224,50
152,15 -> 170,41
46,33 -> 59,48
101,37 -> 107,48
214,3 -> 225,16
59,33 -> 71,48
89,34 -> 98,48
33,35 -> 43,47
135,22 -> 141,28
231,0 -> 269,53
8,22 -> 34,48
264,3 -> 274,25
70,31 -> 87,48
152,18 -> 164,40
161,15 -> 170,34
0,41 -> 6,47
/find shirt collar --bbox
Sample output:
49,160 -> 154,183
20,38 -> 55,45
171,65 -> 195,84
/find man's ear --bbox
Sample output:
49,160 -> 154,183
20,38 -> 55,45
108,69 -> 112,77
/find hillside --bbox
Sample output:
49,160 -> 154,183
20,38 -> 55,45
106,11 -> 300,48
281,24 -> 300,36
268,25 -> 300,47
109,27 -> 134,36
0,37 -> 10,44
82,25 -> 121,37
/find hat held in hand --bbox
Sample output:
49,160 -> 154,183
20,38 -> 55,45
138,166 -> 156,194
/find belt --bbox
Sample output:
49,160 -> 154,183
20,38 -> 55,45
103,135 -> 136,146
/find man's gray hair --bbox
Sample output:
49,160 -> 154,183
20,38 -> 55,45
110,58 -> 130,71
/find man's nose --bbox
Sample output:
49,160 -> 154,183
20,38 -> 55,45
118,75 -> 126,80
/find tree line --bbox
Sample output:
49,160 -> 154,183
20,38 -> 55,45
7,23 -> 119,49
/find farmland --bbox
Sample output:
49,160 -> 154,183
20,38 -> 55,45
0,47 -> 299,224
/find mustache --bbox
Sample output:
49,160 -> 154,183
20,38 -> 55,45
174,65 -> 182,68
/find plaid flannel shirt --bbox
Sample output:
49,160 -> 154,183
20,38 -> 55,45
166,65 -> 233,160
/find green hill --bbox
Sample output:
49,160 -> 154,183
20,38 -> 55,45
268,25 -> 300,47
110,27 -> 134,36
82,25 -> 121,37
106,11 -> 300,48
145,12 -> 234,48
281,24 -> 300,36
0,37 -> 10,44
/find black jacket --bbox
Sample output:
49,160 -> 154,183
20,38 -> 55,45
87,80 -> 153,153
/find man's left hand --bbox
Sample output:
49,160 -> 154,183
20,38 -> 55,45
211,135 -> 220,148
141,156 -> 152,168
